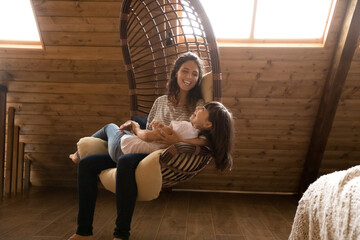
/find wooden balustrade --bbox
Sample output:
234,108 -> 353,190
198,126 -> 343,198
1,105 -> 30,200
0,85 -> 6,200
17,142 -> 25,194
4,107 -> 15,198
11,126 -> 20,197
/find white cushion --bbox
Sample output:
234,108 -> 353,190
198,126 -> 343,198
201,71 -> 213,102
77,137 -> 162,201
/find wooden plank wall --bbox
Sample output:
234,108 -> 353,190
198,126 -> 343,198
178,0 -> 359,192
0,0 -> 359,193
1,0 -> 129,187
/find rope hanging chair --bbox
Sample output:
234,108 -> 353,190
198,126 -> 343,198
120,0 -> 223,188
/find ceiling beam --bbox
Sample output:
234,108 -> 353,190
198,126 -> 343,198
299,0 -> 360,194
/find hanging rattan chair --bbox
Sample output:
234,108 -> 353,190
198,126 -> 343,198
77,0 -> 222,200
119,0 -> 222,188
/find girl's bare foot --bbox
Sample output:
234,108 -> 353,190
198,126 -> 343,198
69,152 -> 80,164
68,234 -> 94,240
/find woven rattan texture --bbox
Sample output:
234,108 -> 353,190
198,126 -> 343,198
120,0 -> 222,116
119,0 -> 220,187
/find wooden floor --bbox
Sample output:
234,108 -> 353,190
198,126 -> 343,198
0,187 -> 299,240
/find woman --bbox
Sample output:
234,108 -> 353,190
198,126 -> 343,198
69,52 -> 205,240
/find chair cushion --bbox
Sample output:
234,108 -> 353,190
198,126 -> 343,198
77,137 -> 162,201
201,71 -> 213,102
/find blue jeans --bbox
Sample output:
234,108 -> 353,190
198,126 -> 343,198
91,123 -> 125,162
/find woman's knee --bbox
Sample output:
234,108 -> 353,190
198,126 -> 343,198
117,154 -> 147,170
116,156 -> 132,170
78,154 -> 114,174
78,156 -> 93,170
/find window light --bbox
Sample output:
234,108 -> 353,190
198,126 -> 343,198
199,0 -> 336,45
0,0 -> 42,49
255,0 -> 333,39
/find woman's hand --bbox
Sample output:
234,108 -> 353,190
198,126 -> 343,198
154,126 -> 182,146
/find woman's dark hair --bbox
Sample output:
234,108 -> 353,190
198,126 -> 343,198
167,52 -> 203,112
200,101 -> 234,171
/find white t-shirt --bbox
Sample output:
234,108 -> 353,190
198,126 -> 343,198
121,121 -> 199,154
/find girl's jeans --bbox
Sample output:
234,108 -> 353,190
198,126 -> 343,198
91,123 -> 125,162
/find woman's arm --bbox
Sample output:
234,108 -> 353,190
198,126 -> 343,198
146,97 -> 160,129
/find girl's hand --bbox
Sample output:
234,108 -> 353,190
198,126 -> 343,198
155,126 -> 182,146
119,120 -> 133,132
120,120 -> 140,134
130,121 -> 140,133
149,120 -> 164,129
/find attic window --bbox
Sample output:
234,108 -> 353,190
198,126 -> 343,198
0,0 -> 42,49
199,0 -> 336,46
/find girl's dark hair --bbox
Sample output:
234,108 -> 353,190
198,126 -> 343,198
167,52 -> 203,112
200,101 -> 234,171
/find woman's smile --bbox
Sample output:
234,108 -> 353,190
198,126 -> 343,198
183,80 -> 192,86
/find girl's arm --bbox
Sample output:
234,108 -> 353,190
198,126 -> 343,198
120,120 -> 163,142
123,120 -> 208,146
155,127 -> 208,146
177,137 -> 208,146
149,120 -> 165,129
132,121 -> 163,142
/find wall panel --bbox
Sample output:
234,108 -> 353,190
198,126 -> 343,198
0,0 -> 358,192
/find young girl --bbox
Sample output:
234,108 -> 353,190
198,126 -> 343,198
121,101 -> 234,170
71,101 -> 234,171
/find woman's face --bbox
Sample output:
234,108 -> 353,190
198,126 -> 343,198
176,60 -> 199,92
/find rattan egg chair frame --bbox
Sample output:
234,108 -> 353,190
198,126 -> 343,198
120,0 -> 222,188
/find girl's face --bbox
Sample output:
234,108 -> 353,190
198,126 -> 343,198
176,60 -> 200,92
189,106 -> 212,130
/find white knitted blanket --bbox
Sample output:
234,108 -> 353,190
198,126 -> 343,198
289,165 -> 360,240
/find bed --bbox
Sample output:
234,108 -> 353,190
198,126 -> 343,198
289,165 -> 360,240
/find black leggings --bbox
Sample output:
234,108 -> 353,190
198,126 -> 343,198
76,153 -> 147,239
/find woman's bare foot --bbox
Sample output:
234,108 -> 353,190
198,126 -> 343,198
69,152 -> 80,164
68,234 -> 94,240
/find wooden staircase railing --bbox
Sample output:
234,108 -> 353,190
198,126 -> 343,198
1,93 -> 31,200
